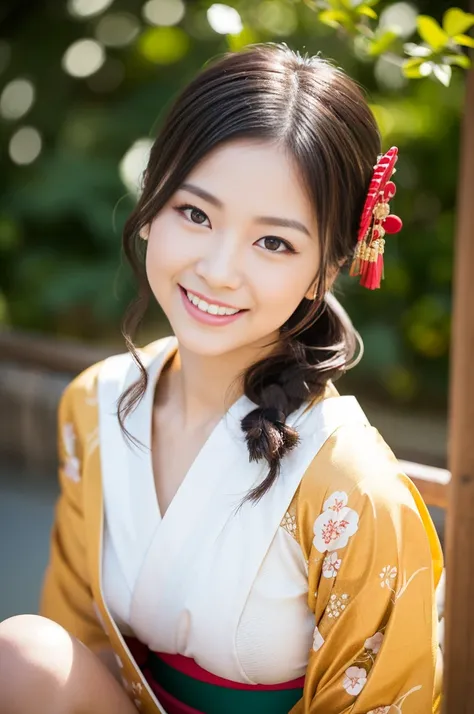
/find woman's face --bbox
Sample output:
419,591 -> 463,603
145,139 -> 321,357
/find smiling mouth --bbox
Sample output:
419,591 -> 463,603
180,286 -> 244,316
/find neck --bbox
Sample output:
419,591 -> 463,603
167,336 -> 278,429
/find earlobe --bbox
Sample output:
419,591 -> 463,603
139,225 -> 150,241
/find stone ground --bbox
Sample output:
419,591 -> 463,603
0,464 -> 446,623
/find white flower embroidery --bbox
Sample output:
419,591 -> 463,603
131,682 -> 143,697
62,423 -> 81,482
312,626 -> 325,652
364,632 -> 384,654
327,592 -> 350,618
367,708 -> 391,714
343,666 -> 367,696
322,552 -> 342,578
323,491 -> 348,513
313,491 -> 359,553
380,565 -> 397,588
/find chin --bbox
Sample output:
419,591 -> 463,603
171,324 -> 248,358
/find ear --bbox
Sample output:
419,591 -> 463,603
305,282 -> 317,301
139,224 -> 150,241
305,263 -> 342,300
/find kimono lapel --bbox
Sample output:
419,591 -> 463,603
98,337 -> 177,592
128,391 -> 368,683
83,434 -> 168,714
85,339 -> 180,714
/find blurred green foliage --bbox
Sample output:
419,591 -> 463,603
0,0 -> 469,411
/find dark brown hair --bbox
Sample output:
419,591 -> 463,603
117,43 -> 381,503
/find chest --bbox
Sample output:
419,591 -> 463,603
151,406 -> 221,516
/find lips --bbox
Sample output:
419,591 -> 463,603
180,285 -> 242,312
179,285 -> 247,327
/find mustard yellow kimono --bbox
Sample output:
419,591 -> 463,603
41,336 -> 443,714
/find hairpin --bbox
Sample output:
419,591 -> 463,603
350,146 -> 403,290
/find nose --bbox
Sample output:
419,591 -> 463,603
194,231 -> 243,291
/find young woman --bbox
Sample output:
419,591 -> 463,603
0,44 -> 443,714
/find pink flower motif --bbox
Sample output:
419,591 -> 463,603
322,552 -> 342,578
343,666 -> 367,696
364,632 -> 384,654
313,491 -> 359,553
312,626 -> 325,652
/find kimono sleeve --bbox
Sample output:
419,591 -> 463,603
291,423 -> 444,714
40,365 -> 109,652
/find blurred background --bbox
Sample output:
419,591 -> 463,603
0,0 -> 463,620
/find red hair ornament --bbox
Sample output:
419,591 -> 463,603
350,146 -> 403,290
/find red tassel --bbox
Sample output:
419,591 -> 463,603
360,253 -> 384,290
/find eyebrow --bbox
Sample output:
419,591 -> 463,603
180,182 -> 311,238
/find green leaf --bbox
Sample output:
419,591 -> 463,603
402,57 -> 432,78
432,63 -> 452,86
367,30 -> 398,56
417,15 -> 449,51
318,9 -> 351,28
404,42 -> 433,58
357,6 -> 377,19
443,8 -> 474,37
443,53 -> 471,68
453,33 -> 474,47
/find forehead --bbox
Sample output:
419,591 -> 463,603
184,139 -> 316,226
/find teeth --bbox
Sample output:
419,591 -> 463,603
186,290 -> 239,316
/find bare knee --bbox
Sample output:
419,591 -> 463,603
0,614 -> 76,714
0,614 -> 136,714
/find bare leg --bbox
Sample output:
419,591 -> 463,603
0,614 -> 138,714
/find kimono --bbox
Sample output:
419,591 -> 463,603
40,335 -> 444,714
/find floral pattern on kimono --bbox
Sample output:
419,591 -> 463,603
288,422 -> 443,713
41,340 -> 444,714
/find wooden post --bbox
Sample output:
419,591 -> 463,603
443,33 -> 474,712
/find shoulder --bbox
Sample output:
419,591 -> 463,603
296,407 -> 429,530
59,335 -> 175,430
300,418 -> 416,509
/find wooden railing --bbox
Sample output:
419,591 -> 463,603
0,329 -> 450,509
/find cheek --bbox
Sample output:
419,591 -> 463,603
145,215 -> 190,280
255,257 -> 317,317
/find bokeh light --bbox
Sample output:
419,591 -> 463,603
0,79 -> 35,121
62,39 -> 106,78
379,2 -> 418,38
138,26 -> 189,64
255,1 -> 297,36
119,138 -> 153,196
375,56 -> 408,91
142,0 -> 185,27
9,126 -> 42,165
95,12 -> 140,47
207,4 -> 243,35
68,0 -> 115,19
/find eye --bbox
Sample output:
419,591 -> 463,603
174,203 -> 211,227
256,236 -> 296,254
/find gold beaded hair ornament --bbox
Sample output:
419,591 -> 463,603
350,146 -> 403,290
